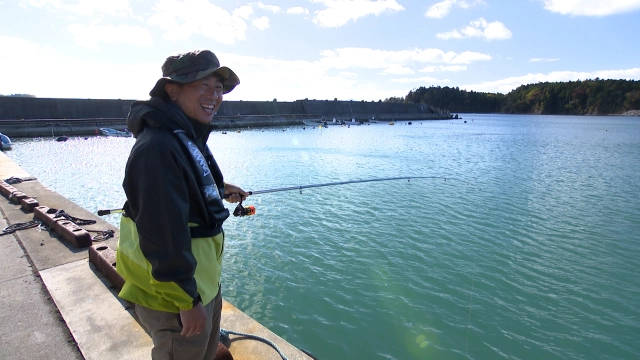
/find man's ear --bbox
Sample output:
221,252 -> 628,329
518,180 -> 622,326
164,82 -> 179,101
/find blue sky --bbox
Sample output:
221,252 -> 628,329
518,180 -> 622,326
1,0 -> 639,101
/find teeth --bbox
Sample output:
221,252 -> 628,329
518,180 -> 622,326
201,104 -> 214,109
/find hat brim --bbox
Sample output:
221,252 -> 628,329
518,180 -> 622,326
149,66 -> 240,98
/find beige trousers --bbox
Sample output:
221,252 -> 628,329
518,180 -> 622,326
135,289 -> 223,360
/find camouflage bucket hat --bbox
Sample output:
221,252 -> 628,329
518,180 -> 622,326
149,50 -> 240,97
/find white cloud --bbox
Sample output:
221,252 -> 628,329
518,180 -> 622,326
0,35 -> 158,99
67,23 -> 153,50
529,58 -> 559,62
234,5 -> 254,19
252,16 -> 270,30
0,36 -> 490,101
339,71 -> 358,77
20,0 -> 133,17
450,51 -> 492,64
255,2 -> 280,13
0,39 -> 432,101
542,0 -> 640,16
318,47 -> 491,69
419,65 -> 467,72
391,76 -> 450,84
462,68 -> 640,94
147,0 -> 248,43
0,35 -> 43,56
214,48 -> 487,101
383,65 -> 415,75
311,0 -> 404,28
437,18 -> 512,41
287,6 -> 309,14
425,0 -> 486,19
215,52 -> 397,101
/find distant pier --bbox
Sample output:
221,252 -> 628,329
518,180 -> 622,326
0,97 -> 453,137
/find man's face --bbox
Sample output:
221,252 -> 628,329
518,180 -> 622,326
168,75 -> 224,124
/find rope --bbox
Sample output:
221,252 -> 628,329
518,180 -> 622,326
46,208 -> 96,226
3,176 -> 37,185
0,220 -> 42,236
46,208 -> 114,241
219,328 -> 289,360
87,229 -> 115,242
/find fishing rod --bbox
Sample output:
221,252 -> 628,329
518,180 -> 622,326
226,176 -> 454,216
97,176 -> 455,217
228,176 -> 452,197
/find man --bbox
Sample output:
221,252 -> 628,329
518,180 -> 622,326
116,50 -> 248,359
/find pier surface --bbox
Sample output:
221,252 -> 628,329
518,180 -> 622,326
0,151 -> 311,360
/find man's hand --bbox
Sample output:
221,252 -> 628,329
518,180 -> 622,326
180,303 -> 207,337
224,183 -> 248,203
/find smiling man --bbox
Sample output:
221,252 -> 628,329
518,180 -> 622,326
116,50 -> 248,360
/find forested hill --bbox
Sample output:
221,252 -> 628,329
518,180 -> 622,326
387,79 -> 640,115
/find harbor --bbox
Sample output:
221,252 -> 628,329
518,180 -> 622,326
2,114 -> 639,359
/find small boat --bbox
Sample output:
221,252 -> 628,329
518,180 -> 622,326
99,128 -> 132,137
323,119 -> 346,126
56,136 -> 69,142
303,119 -> 325,126
0,133 -> 13,150
389,121 -> 395,125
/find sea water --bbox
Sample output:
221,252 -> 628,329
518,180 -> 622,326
7,114 -> 640,360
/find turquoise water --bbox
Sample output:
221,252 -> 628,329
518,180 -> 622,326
7,114 -> 640,359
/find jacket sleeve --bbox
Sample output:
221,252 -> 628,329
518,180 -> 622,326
123,132 -> 200,310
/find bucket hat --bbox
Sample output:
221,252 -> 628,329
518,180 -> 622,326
149,50 -> 240,97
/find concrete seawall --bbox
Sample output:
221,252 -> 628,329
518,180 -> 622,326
0,97 -> 452,137
0,115 -> 321,138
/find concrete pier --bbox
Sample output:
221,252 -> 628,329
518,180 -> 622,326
0,151 -> 312,360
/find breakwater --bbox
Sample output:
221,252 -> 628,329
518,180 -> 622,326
0,97 -> 452,137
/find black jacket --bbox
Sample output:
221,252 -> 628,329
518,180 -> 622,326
123,97 -> 226,302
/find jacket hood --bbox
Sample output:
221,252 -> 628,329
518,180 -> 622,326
127,97 -> 204,139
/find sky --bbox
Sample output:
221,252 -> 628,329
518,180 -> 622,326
0,0 -> 639,102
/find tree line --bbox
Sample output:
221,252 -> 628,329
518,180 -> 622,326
386,79 -> 640,115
